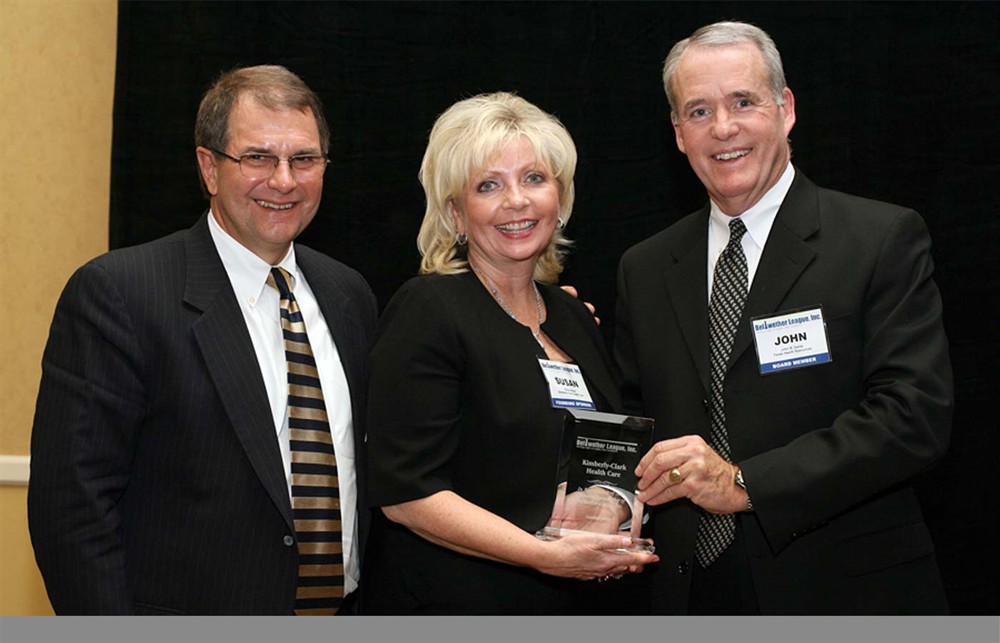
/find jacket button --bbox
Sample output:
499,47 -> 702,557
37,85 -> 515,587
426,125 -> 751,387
701,399 -> 709,412
283,535 -> 295,547
677,561 -> 690,575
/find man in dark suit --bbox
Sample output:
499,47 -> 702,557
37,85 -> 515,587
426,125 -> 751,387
616,22 -> 952,614
28,65 -> 377,614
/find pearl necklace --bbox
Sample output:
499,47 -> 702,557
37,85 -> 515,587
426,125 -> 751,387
472,267 -> 545,348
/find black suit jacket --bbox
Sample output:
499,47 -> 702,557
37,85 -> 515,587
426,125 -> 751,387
28,214 -> 377,614
363,272 -> 622,614
615,171 -> 952,614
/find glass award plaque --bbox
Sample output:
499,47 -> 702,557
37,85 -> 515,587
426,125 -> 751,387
536,409 -> 655,553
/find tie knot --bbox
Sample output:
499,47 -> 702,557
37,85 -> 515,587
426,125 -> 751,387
266,266 -> 294,298
728,218 -> 747,244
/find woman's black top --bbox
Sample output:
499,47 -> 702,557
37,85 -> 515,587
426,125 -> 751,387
363,271 -> 622,614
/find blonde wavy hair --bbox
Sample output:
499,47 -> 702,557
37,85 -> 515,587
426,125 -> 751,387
416,92 -> 577,283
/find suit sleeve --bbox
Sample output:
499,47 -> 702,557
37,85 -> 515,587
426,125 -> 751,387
28,261 -> 146,614
745,210 -> 953,550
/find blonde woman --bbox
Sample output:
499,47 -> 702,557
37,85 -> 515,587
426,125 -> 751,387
363,92 -> 657,614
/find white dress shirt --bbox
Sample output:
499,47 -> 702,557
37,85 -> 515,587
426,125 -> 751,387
208,212 -> 359,595
708,163 -> 795,297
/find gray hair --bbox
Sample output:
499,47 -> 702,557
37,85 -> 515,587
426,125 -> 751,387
662,21 -> 787,115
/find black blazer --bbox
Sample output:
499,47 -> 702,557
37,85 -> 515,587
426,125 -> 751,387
28,214 -> 377,614
615,171 -> 952,614
363,271 -> 622,614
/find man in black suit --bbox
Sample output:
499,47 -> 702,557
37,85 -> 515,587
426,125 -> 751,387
28,65 -> 377,614
616,22 -> 952,614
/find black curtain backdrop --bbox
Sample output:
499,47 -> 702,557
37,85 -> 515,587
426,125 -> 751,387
110,1 -> 998,614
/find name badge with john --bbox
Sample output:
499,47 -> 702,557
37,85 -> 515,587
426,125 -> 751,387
751,306 -> 832,374
538,359 -> 596,410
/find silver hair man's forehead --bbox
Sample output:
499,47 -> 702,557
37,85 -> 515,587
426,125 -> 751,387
662,21 -> 787,114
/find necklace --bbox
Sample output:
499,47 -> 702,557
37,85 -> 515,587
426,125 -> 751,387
472,267 -> 545,348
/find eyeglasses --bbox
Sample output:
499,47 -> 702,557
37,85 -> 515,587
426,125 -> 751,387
209,148 -> 329,180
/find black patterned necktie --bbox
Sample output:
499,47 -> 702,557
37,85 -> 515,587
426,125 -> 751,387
696,218 -> 748,568
266,267 -> 344,615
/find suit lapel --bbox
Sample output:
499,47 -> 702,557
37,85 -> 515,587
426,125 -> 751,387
296,249 -> 368,435
663,211 -> 712,392
729,172 -> 820,367
183,214 -> 293,530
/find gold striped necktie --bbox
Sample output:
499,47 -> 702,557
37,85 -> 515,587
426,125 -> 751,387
267,267 -> 344,615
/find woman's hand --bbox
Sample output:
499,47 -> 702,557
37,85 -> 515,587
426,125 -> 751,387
383,490 -> 657,582
533,531 -> 658,581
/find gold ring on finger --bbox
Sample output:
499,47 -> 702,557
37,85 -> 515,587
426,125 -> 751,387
668,468 -> 683,484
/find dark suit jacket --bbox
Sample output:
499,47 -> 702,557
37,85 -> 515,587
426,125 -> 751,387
615,171 -> 952,614
28,214 -> 377,614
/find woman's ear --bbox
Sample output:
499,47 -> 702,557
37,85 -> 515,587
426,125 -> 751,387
448,199 -> 464,236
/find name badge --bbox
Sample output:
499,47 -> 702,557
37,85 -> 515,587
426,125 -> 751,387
538,359 -> 596,409
751,306 -> 832,374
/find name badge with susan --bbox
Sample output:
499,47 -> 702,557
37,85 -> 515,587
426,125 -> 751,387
751,306 -> 832,374
537,359 -> 596,409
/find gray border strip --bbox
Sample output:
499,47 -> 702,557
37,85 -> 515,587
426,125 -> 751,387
2,615 -> 998,643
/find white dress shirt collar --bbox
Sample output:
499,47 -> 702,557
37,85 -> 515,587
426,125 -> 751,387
709,162 -> 795,250
206,210 -> 299,308
708,163 -> 796,294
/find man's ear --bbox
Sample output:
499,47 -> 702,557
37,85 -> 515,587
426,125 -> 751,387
195,147 -> 219,196
780,87 -> 796,137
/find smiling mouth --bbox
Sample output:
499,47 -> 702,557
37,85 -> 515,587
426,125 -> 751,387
495,220 -> 537,233
713,149 -> 750,161
255,200 -> 294,210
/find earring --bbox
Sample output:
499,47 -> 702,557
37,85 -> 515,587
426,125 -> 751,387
556,217 -> 565,230
456,232 -> 468,246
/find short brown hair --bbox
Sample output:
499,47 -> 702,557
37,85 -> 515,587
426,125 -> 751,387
194,65 -> 329,193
